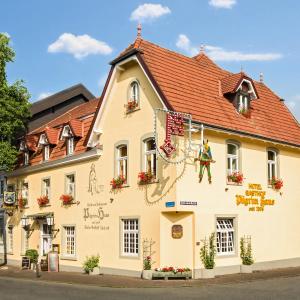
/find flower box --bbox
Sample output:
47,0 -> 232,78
240,264 -> 253,273
152,267 -> 192,280
60,194 -> 73,205
126,100 -> 138,112
227,172 -> 244,184
37,195 -> 49,207
138,172 -> 155,185
18,198 -> 28,209
270,178 -> 283,190
110,175 -> 126,189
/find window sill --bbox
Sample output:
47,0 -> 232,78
39,204 -> 51,208
120,254 -> 139,260
138,179 -> 159,186
126,107 -> 140,114
216,253 -> 237,259
226,181 -> 243,186
60,256 -> 77,261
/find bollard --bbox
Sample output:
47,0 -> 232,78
35,262 -> 41,278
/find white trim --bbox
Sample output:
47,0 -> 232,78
237,78 -> 257,99
87,55 -> 167,147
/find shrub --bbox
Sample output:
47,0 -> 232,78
200,233 -> 216,269
143,256 -> 152,270
83,255 -> 100,273
240,237 -> 254,265
25,249 -> 39,264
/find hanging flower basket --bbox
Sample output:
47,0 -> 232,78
126,100 -> 138,112
110,175 -> 126,189
227,172 -> 244,184
18,198 -> 28,209
37,195 -> 49,207
60,194 -> 73,205
138,172 -> 154,185
270,177 -> 283,190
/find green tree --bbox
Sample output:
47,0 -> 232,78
0,33 -> 31,171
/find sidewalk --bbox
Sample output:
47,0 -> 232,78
0,265 -> 300,288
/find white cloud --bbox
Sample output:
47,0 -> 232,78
176,34 -> 283,62
37,92 -> 52,100
130,3 -> 171,22
48,33 -> 113,59
209,0 -> 236,9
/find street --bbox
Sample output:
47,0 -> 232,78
0,275 -> 299,300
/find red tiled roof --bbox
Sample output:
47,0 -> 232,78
115,38 -> 300,147
19,98 -> 100,167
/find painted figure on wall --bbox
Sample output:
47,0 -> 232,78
195,140 -> 215,184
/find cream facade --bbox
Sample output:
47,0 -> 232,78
4,56 -> 300,277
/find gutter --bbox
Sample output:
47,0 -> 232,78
6,148 -> 102,178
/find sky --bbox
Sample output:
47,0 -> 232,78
1,0 -> 300,120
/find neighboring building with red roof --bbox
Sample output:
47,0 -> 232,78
3,32 -> 300,278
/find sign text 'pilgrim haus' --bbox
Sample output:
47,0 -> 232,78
236,183 -> 275,212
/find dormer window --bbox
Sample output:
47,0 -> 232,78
24,151 -> 29,166
67,137 -> 74,155
43,145 -> 50,161
238,92 -> 250,113
61,125 -> 75,156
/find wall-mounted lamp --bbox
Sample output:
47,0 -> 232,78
46,215 -> 59,235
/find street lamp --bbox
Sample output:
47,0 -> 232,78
46,215 -> 54,226
21,217 -> 29,228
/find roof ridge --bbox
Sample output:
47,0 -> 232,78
30,98 -> 99,135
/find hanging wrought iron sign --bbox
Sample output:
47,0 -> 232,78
154,108 -> 193,164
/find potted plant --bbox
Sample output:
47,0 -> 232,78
25,249 -> 39,269
60,194 -> 73,205
126,99 -> 138,112
37,195 -> 49,207
83,255 -> 100,275
152,267 -> 192,279
110,175 -> 126,189
270,177 -> 283,191
240,236 -> 254,273
138,172 -> 154,185
200,233 -> 216,278
142,256 -> 153,280
18,197 -> 28,209
227,172 -> 244,184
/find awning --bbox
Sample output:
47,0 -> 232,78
26,212 -> 53,220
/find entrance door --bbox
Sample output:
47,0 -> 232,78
40,223 -> 52,257
0,211 -> 5,265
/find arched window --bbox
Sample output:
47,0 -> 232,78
267,149 -> 278,183
227,142 -> 239,176
129,81 -> 139,103
144,138 -> 156,178
117,145 -> 128,180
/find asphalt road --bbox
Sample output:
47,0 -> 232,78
0,275 -> 300,300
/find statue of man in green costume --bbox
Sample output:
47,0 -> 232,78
195,140 -> 215,184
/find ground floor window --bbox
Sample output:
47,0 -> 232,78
216,218 -> 235,255
7,225 -> 13,254
121,218 -> 139,257
62,226 -> 76,257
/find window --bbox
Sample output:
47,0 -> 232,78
129,81 -> 139,103
144,138 -> 156,177
117,145 -> 128,180
216,218 -> 235,255
121,219 -> 139,256
24,151 -> 29,166
0,179 -> 4,197
43,145 -> 50,161
65,174 -> 75,198
22,182 -> 29,200
267,150 -> 278,183
66,137 -> 74,155
42,178 -> 51,199
227,143 -> 239,176
7,225 -> 13,254
238,94 -> 249,112
63,226 -> 76,257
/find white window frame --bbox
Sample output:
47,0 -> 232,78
22,182 -> 29,200
24,151 -> 29,166
238,94 -> 249,112
227,143 -> 239,176
117,145 -> 128,180
62,225 -> 76,258
42,178 -> 51,199
67,137 -> 74,155
267,150 -> 278,183
129,81 -> 139,103
121,218 -> 139,257
43,145 -> 50,161
216,218 -> 235,256
144,138 -> 156,177
65,174 -> 75,199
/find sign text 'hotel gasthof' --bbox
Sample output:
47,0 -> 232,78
236,183 -> 275,212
